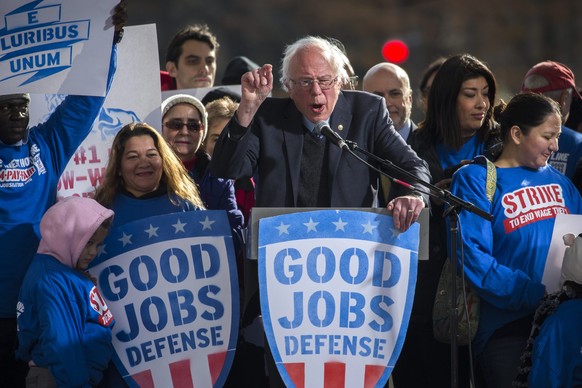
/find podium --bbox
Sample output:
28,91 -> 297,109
242,208 -> 428,388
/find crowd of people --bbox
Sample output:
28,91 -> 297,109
1,2 -> 582,387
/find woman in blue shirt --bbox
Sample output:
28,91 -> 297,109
450,93 -> 582,387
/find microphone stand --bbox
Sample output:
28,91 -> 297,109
344,139 -> 492,388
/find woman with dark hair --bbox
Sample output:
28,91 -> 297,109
422,54 -> 499,153
393,53 -> 500,388
449,92 -> 582,387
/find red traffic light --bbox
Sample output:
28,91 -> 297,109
382,40 -> 409,64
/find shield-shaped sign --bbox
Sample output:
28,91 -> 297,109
89,210 -> 239,387
258,210 -> 418,388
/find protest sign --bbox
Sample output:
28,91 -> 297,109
1,0 -> 118,96
259,210 -> 418,388
89,211 -> 239,387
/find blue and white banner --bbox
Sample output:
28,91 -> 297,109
259,210 -> 418,388
1,0 -> 118,96
89,211 -> 239,388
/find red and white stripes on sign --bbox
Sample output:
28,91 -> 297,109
127,350 -> 227,387
284,361 -> 386,388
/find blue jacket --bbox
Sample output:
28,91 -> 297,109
190,150 -> 244,254
18,256 -> 115,387
0,45 -> 118,318
529,299 -> 582,388
17,196 -> 116,387
450,163 -> 582,355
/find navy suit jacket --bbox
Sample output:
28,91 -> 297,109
210,90 -> 431,208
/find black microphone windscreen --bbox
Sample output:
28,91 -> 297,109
314,121 -> 329,136
313,121 -> 348,150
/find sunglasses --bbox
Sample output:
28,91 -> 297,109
164,119 -> 203,132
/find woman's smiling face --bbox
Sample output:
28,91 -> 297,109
514,112 -> 561,169
120,135 -> 163,197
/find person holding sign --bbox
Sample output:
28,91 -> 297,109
93,122 -> 205,386
0,2 -> 127,386
16,197 -> 115,388
449,93 -> 582,388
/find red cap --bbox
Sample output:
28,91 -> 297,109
521,61 -> 582,100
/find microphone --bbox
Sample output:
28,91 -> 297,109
314,121 -> 348,150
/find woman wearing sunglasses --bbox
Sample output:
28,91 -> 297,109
161,94 -> 244,257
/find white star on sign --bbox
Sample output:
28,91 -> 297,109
275,222 -> 291,235
361,220 -> 377,234
119,232 -> 132,247
172,219 -> 187,233
303,217 -> 319,232
145,224 -> 159,238
200,216 -> 215,230
332,218 -> 348,231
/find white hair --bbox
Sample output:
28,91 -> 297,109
279,36 -> 349,92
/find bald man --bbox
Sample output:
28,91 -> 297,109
363,62 -> 415,141
362,63 -> 417,205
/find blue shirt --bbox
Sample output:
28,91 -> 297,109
449,163 -> 582,355
550,125 -> 582,179
0,45 -> 117,317
529,298 -> 582,388
436,134 -> 485,171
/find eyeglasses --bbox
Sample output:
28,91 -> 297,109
164,119 -> 203,132
289,77 -> 338,90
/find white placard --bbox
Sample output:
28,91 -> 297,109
542,214 -> 582,293
0,0 -> 118,96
